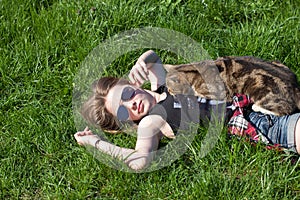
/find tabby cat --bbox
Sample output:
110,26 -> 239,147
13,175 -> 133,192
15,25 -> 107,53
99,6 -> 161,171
163,56 -> 300,116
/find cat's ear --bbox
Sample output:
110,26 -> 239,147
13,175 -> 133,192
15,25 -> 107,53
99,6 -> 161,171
163,64 -> 175,72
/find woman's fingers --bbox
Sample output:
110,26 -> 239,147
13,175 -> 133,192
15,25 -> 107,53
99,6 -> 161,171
74,133 -> 84,145
74,131 -> 98,146
138,60 -> 148,72
129,62 -> 149,85
75,128 -> 93,137
74,131 -> 100,146
135,62 -> 148,79
132,68 -> 146,84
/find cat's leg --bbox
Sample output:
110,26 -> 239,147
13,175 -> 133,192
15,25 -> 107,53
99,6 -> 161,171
251,104 -> 279,116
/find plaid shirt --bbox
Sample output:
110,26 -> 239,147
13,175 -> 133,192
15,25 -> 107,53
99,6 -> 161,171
227,94 -> 260,142
227,94 -> 282,151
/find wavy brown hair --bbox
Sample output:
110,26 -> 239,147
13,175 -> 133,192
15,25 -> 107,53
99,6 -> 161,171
81,77 -> 130,132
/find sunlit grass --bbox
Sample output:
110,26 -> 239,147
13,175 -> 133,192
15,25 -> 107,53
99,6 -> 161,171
1,0 -> 300,199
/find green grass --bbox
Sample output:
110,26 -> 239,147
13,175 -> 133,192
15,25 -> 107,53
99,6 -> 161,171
1,0 -> 300,199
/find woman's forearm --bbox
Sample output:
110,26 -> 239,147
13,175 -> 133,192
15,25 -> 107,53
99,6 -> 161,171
142,50 -> 166,90
148,59 -> 166,91
93,139 -> 153,170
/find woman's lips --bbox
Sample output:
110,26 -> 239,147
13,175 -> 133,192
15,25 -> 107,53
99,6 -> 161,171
138,101 -> 143,113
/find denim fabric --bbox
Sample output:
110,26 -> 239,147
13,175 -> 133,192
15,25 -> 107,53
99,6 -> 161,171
246,111 -> 300,152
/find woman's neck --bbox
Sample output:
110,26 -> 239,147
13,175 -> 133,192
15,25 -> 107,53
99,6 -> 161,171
145,89 -> 167,104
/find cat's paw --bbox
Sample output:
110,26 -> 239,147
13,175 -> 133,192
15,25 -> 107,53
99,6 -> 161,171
252,104 -> 279,116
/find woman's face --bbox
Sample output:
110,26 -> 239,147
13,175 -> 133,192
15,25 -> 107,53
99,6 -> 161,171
105,84 -> 155,121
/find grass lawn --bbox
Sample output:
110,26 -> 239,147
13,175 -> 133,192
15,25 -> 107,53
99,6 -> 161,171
1,0 -> 300,199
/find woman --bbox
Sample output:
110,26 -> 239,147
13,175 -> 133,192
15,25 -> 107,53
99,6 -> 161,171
74,50 -> 300,171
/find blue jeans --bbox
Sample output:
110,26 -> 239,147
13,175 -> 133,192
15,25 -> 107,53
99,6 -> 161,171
246,111 -> 300,153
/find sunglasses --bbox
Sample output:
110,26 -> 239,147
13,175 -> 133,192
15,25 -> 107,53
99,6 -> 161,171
117,86 -> 137,121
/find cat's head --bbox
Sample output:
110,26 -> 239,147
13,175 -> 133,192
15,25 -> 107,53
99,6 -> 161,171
165,69 -> 196,96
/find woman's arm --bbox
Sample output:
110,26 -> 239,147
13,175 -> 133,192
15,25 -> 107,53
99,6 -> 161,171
129,50 -> 166,91
74,115 -> 168,171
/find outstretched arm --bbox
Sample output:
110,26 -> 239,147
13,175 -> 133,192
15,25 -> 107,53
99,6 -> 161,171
74,115 -> 169,171
129,50 -> 166,91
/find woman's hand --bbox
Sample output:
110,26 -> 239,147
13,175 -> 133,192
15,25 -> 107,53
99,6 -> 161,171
129,50 -> 166,91
128,56 -> 150,87
74,127 -> 100,146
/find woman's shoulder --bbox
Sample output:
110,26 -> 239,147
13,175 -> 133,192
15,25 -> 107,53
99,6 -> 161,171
138,114 -> 175,138
139,114 -> 166,127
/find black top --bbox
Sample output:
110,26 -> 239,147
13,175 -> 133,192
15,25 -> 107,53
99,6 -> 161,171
148,85 -> 183,132
147,85 -> 230,134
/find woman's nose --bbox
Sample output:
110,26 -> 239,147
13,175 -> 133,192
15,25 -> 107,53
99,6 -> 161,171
123,100 -> 137,111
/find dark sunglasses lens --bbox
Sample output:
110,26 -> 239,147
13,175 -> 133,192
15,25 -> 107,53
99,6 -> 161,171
117,105 -> 129,121
121,87 -> 135,101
